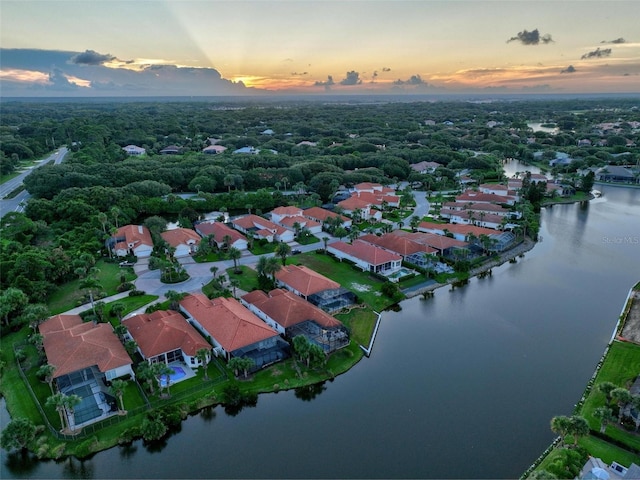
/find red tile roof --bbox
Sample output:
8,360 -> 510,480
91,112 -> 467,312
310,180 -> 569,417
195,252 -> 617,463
392,231 -> 468,251
195,222 -> 247,244
271,206 -> 303,216
112,225 -> 153,249
179,294 -> 278,352
456,190 -> 515,204
123,310 -> 210,358
160,228 -> 201,248
337,196 -> 371,211
275,264 -> 340,296
303,207 -> 350,224
279,215 -> 321,229
241,289 -> 343,329
232,215 -> 287,235
329,240 -> 402,265
40,315 -> 132,378
359,233 -> 437,256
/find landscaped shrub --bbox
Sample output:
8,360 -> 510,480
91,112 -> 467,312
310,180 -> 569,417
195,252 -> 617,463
128,289 -> 146,297
141,414 -> 168,442
117,282 -> 134,293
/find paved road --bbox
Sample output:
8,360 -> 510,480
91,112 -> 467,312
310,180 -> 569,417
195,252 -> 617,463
0,147 -> 68,218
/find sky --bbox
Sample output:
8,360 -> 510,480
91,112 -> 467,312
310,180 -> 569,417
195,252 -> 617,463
1,0 -> 640,97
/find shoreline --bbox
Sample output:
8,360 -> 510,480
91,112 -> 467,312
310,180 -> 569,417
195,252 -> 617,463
404,237 -> 537,299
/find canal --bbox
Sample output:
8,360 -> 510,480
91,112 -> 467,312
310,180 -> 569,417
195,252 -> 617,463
2,185 -> 639,478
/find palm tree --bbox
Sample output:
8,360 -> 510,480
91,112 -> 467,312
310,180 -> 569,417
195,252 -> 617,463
281,176 -> 289,191
37,363 -> 56,394
165,290 -> 186,310
593,406 -> 615,433
47,393 -> 70,432
275,242 -> 291,266
97,212 -> 109,235
293,335 -> 312,367
210,266 -> 219,279
21,303 -> 50,333
228,247 -> 242,273
612,387 -> 633,423
568,415 -> 589,446
550,415 -> 571,445
348,229 -> 359,244
323,237 -> 329,252
596,381 -> 617,403
196,348 -> 210,380
229,278 -> 240,299
264,256 -> 281,283
157,363 -> 174,397
79,274 -> 102,319
110,302 -> 125,322
110,206 -> 122,229
409,216 -> 420,232
223,234 -> 232,250
109,379 -> 127,414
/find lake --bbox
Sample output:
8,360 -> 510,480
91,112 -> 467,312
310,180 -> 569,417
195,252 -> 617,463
2,185 -> 639,479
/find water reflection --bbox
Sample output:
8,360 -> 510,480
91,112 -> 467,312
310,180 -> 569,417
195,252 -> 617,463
198,405 -> 217,423
3,451 -> 40,477
294,381 -> 328,402
60,457 -> 94,479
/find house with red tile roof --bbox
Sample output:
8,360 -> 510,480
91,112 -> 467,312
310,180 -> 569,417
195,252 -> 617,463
441,201 -> 513,217
327,240 -> 402,276
123,310 -> 211,369
231,214 -> 295,243
278,215 -> 323,234
40,314 -> 134,427
337,196 -> 383,222
240,289 -> 349,353
443,209 -> 504,230
161,228 -> 201,257
195,221 -> 248,251
353,182 -> 384,193
303,207 -> 352,228
479,183 -> 510,196
359,233 -> 436,269
179,294 -> 289,370
455,189 -> 516,205
418,221 -> 498,241
274,264 -> 356,312
109,225 -> 154,258
392,230 -> 469,256
269,206 -> 303,224
40,314 -> 134,381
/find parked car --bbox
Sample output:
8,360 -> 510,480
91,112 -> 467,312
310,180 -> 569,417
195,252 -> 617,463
119,261 -> 135,267
291,249 -> 302,255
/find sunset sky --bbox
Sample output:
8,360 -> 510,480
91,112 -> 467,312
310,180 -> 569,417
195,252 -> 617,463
1,0 -> 639,96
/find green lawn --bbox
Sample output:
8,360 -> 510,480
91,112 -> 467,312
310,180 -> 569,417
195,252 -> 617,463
295,252 -> 395,311
578,435 -> 640,467
226,265 -> 259,292
580,340 -> 640,451
47,260 -> 137,314
335,307 -> 378,347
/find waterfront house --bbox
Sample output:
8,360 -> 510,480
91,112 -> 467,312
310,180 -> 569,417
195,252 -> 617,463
359,233 -> 437,268
179,294 -> 289,370
161,228 -> 201,257
274,264 -> 356,312
40,314 -> 134,428
392,230 -> 469,256
241,289 -> 350,353
108,225 -> 154,258
327,239 -> 402,276
123,310 -> 211,369
456,189 -> 516,206
195,221 -> 248,251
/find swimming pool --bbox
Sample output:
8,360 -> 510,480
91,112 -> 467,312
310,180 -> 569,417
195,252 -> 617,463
158,366 -> 187,387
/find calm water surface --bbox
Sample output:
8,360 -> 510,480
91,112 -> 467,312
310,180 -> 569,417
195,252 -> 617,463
2,186 -> 639,479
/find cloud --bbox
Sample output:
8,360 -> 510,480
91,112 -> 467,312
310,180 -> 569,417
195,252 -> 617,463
70,49 -> 117,66
601,38 -> 626,44
382,67 -> 391,72
561,65 -> 576,74
393,74 -> 427,85
314,75 -> 334,90
0,48 -> 252,97
507,29 -> 554,45
339,71 -> 362,85
291,71 -> 308,76
581,47 -> 612,60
